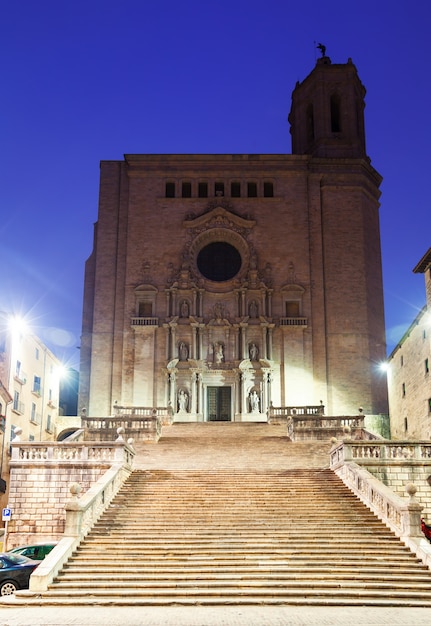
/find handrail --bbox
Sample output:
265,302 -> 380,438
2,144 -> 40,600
330,442 -> 431,569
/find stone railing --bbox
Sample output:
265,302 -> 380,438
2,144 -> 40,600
330,441 -> 431,569
81,406 -> 172,442
28,455 -> 133,593
10,441 -> 134,465
268,404 -> 324,424
286,414 -> 368,441
330,440 -> 431,464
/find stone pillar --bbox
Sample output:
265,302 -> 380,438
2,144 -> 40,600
267,290 -> 273,317
192,290 -> 197,317
241,326 -> 247,360
241,290 -> 246,317
171,324 -> 177,360
261,326 -> 268,359
267,326 -> 274,360
165,290 -> 171,317
172,289 -> 177,317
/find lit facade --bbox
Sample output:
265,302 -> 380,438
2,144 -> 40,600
387,248 -> 431,438
0,315 -> 62,503
80,56 -> 388,422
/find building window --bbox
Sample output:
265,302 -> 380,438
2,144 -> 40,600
247,182 -> 257,197
138,302 -> 153,317
404,417 -> 408,432
198,182 -> 208,198
400,355 -> 404,366
231,181 -> 241,197
426,358 -> 430,375
33,375 -> 41,395
29,434 -> 35,442
215,182 -> 224,197
428,398 -> 431,413
46,414 -> 52,433
263,182 -> 274,197
30,402 -> 36,423
165,182 -> 175,198
307,103 -> 314,143
15,361 -> 21,377
286,301 -> 300,317
331,94 -> 341,132
35,348 -> 39,360
424,329 -> 427,340
13,391 -> 19,411
402,383 -> 406,397
182,182 -> 192,198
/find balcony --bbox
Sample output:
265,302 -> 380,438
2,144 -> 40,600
279,317 -> 308,327
131,317 -> 158,327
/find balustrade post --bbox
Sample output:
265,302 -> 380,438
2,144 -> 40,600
64,483 -> 83,537
403,483 -> 423,538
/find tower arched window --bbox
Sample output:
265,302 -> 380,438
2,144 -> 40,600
331,94 -> 341,133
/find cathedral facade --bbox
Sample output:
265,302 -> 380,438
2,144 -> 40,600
79,55 -> 388,422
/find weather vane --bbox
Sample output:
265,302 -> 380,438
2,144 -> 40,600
316,42 -> 326,57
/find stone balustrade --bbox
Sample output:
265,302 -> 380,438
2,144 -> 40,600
29,456 -> 133,592
286,413 -> 367,441
81,406 -> 171,442
10,441 -> 133,465
330,440 -> 431,569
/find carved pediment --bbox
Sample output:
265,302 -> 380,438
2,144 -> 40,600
183,206 -> 255,232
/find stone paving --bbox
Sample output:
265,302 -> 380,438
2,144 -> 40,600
2,605 -> 431,625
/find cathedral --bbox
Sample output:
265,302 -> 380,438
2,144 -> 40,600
79,53 -> 388,422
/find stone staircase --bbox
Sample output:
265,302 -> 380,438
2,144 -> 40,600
41,424 -> 431,605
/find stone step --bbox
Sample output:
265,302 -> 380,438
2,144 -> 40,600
28,426 -> 431,607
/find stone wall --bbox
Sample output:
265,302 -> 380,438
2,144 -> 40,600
6,441 -> 131,548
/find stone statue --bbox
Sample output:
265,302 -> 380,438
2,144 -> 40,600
249,300 -> 258,318
249,343 -> 258,361
180,300 -> 189,317
214,343 -> 224,364
178,389 -> 188,412
250,390 -> 260,413
179,341 -> 188,361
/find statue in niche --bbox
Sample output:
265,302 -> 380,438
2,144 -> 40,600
214,302 -> 223,320
248,300 -> 258,318
250,390 -> 260,413
180,300 -> 189,318
249,343 -> 259,361
178,341 -> 189,361
214,342 -> 224,364
178,389 -> 189,412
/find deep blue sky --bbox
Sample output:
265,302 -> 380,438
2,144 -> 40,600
1,0 -> 430,370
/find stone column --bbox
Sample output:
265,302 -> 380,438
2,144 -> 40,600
171,324 -> 177,360
241,325 -> 247,360
261,326 -> 268,359
165,290 -> 171,318
267,325 -> 274,360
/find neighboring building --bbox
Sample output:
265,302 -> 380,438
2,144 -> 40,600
80,54 -> 388,422
0,314 -> 62,504
387,248 -> 431,439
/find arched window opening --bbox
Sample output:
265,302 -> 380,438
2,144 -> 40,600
182,182 -> 192,198
331,95 -> 341,133
263,182 -> 274,197
231,181 -> 241,197
247,182 -> 257,197
306,103 -> 314,143
165,182 -> 175,198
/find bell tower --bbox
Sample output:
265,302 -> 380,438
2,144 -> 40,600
289,53 -> 367,158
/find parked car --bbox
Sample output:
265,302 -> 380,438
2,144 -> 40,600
0,553 -> 39,595
8,542 -> 57,561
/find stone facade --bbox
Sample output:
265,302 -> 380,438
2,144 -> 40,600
387,248 -> 431,439
80,56 -> 388,423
